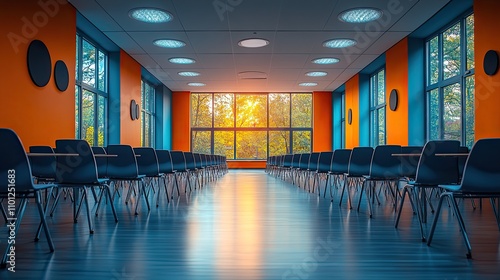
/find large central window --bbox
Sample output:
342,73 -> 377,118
191,93 -> 312,159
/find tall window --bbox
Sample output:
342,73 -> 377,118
370,68 -> 386,146
427,13 -> 474,147
75,33 -> 108,146
191,93 -> 312,159
341,91 -> 346,148
141,80 -> 155,147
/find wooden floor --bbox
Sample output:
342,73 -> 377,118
2,170 -> 500,279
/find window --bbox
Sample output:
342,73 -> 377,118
341,91 -> 346,148
141,80 -> 156,147
370,68 -> 386,146
191,93 -> 312,159
426,13 -> 474,147
75,33 -> 108,146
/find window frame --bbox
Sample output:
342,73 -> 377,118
425,11 -> 475,147
75,32 -> 108,146
141,79 -> 156,147
369,68 -> 386,147
190,93 -> 313,159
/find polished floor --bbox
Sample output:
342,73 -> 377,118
1,170 -> 500,279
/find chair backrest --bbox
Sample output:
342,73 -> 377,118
400,146 -> 423,179
414,140 -> 460,185
0,128 -> 35,192
170,151 -> 187,171
299,153 -> 311,170
194,153 -> 203,169
291,154 -> 301,169
457,146 -> 469,180
347,147 -> 374,177
91,146 -> 107,178
55,139 -> 99,184
106,145 -> 140,178
330,149 -> 352,174
307,152 -> 320,171
29,145 -> 56,179
156,150 -> 174,173
184,152 -> 196,170
460,138 -> 500,192
282,155 -> 293,168
133,147 -> 160,176
317,151 -> 333,173
369,145 -> 402,179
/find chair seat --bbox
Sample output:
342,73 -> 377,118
32,183 -> 57,190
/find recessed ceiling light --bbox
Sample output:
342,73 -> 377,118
323,39 -> 357,48
188,82 -> 205,87
312,58 -> 340,65
339,8 -> 383,23
129,8 -> 173,23
153,39 -> 185,48
169,57 -> 196,64
238,38 -> 270,48
306,71 -> 328,77
178,71 -> 200,77
299,82 -> 318,87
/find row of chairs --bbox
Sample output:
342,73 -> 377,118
267,139 -> 500,259
0,128 -> 227,268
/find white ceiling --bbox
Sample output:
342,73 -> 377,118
68,0 -> 451,92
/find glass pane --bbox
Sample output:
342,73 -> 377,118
429,89 -> 440,140
75,85 -> 80,139
192,131 -> 211,154
269,131 -> 290,156
82,89 -> 95,146
292,131 -> 311,154
429,36 -> 439,85
75,35 -> 79,81
97,95 -> 105,146
465,75 -> 475,148
269,93 -> 290,127
148,84 -> 155,112
443,22 -> 461,80
141,111 -> 145,147
236,95 -> 267,127
236,131 -> 267,159
443,83 -> 462,141
145,113 -> 151,147
291,94 -> 312,127
98,51 -> 106,92
214,93 -> 234,127
215,131 -> 234,159
82,39 -> 96,87
377,70 -> 385,105
378,107 -> 385,145
466,14 -> 475,71
371,109 -> 377,146
191,94 -> 213,128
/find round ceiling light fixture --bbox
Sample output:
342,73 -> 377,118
169,57 -> 196,64
323,38 -> 357,48
339,8 -> 383,23
153,39 -> 186,48
312,57 -> 340,65
238,38 -> 270,48
129,8 -> 173,23
299,82 -> 318,87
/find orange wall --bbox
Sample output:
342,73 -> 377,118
172,91 -> 191,151
313,91 -> 333,151
385,38 -> 409,145
0,1 -> 76,149
474,0 -> 500,139
119,50 -> 142,146
345,75 -> 360,148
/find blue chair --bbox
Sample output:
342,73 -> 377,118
395,140 -> 460,242
399,146 -> 423,180
339,147 -> 374,209
107,145 -> 149,215
358,145 -> 401,218
297,153 -> 311,189
312,152 -> 333,196
170,151 -> 191,196
54,139 -> 118,233
0,128 -> 55,267
306,152 -> 320,193
427,138 -> 500,259
91,146 -> 108,179
156,150 -> 176,206
324,149 -> 352,200
29,146 -> 57,183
